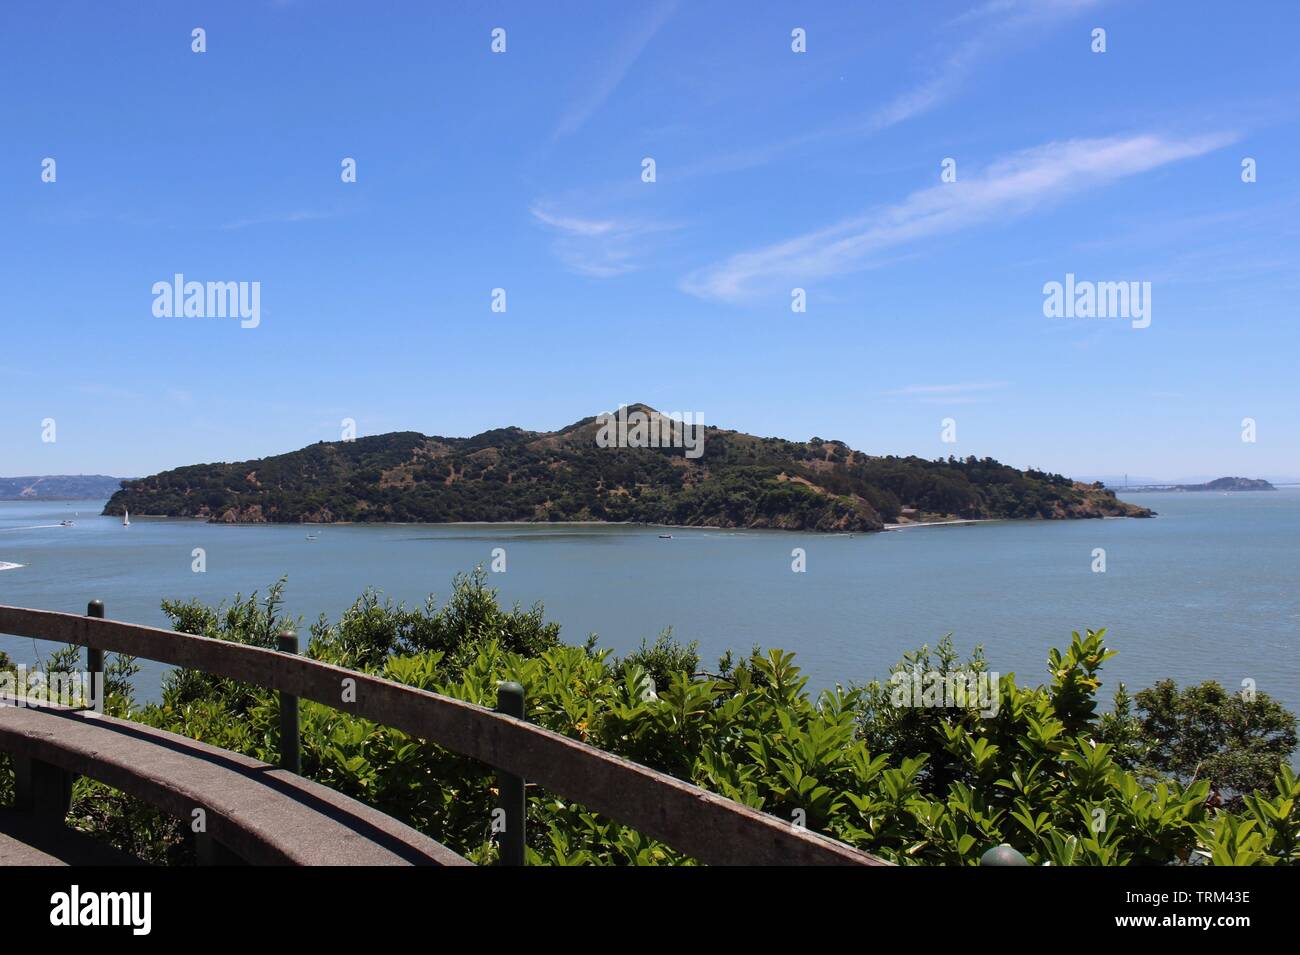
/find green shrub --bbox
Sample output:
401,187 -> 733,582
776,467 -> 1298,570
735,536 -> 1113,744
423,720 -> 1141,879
3,576 -> 1295,866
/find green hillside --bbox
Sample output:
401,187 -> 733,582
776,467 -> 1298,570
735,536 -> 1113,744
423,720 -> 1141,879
102,405 -> 1151,531
0,475 -> 126,500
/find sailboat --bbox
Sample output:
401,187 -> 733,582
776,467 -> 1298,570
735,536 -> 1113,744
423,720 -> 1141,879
123,509 -> 130,527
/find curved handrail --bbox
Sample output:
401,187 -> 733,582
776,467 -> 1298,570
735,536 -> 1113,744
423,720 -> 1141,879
0,605 -> 889,866
0,703 -> 471,866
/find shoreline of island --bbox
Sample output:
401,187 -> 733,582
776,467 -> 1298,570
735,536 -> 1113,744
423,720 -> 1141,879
71,513 -> 1158,534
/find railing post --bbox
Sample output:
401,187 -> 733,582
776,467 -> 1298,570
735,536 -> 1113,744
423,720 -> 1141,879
13,757 -> 73,819
495,681 -> 526,866
276,630 -> 300,774
86,600 -> 104,713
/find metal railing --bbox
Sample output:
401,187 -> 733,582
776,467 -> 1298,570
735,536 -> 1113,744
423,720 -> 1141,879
0,602 -> 889,866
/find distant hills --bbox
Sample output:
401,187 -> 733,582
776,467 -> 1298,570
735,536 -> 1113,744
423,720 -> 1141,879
103,405 -> 1152,532
1082,473 -> 1299,487
1121,476 -> 1276,493
0,475 -> 126,500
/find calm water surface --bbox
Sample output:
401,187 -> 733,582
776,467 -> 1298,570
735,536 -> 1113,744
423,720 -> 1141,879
1,491 -> 1297,716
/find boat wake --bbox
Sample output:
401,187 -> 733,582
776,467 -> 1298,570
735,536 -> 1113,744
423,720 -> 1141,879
0,561 -> 24,571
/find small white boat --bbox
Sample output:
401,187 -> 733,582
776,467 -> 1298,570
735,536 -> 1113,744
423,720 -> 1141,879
60,520 -> 75,527
123,509 -> 130,527
659,534 -> 672,539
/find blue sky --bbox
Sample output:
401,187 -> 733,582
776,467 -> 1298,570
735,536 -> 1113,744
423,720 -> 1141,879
2,0 -> 1297,481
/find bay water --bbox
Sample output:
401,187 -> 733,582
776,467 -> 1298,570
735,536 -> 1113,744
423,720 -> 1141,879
2,491 -> 1297,721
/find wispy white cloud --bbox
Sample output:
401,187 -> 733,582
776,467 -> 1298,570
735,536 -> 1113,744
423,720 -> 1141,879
887,381 -> 1012,405
913,396 -> 992,406
677,0 -> 1101,181
78,382 -> 139,400
221,210 -> 334,231
944,0 -> 1099,29
944,0 -> 1022,28
529,207 -> 621,238
551,0 -> 678,143
681,131 -> 1234,303
889,381 -> 1011,396
868,0 -> 1103,133
530,202 -> 679,277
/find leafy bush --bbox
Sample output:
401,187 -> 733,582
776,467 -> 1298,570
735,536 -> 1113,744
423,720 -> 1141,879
1123,679 -> 1297,810
2,575 -> 1295,865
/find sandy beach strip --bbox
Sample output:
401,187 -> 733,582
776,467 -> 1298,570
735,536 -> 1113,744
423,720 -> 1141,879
883,519 -> 997,531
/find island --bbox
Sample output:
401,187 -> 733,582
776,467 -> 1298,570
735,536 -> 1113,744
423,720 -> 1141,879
1121,476 -> 1276,493
102,405 -> 1152,532
0,475 -> 127,500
